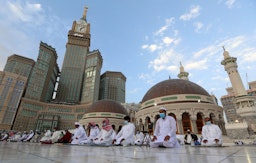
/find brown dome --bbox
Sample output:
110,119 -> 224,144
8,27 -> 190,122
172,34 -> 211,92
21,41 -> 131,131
85,99 -> 128,115
141,79 -> 210,103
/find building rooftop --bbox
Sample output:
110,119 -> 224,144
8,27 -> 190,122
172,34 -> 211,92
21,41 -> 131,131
142,79 -> 210,103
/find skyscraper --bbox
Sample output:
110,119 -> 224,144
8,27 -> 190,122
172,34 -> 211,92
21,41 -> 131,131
24,41 -> 59,102
0,71 -> 27,130
1,6 -> 124,132
4,55 -> 35,78
55,7 -> 100,104
99,71 -> 126,103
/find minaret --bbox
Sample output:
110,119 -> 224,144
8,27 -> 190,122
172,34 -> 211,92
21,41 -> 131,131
177,62 -> 189,80
221,46 -> 247,96
221,47 -> 256,137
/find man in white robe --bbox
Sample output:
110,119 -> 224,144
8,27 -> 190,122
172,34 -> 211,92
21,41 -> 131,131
71,122 -> 87,144
18,131 -> 28,142
0,132 -> 9,141
40,129 -> 52,142
150,107 -> 180,148
93,118 -> 115,146
112,116 -> 135,146
80,122 -> 100,144
201,117 -> 222,146
23,130 -> 35,142
134,131 -> 144,145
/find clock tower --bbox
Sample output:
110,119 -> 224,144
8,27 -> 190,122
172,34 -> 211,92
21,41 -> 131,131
56,7 -> 92,103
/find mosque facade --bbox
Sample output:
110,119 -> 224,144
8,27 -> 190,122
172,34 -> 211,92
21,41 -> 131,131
135,64 -> 226,135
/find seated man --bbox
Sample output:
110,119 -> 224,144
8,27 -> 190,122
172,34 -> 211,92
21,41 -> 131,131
18,131 -> 28,142
134,130 -> 144,145
30,130 -> 41,143
0,132 -> 9,141
40,129 -> 52,143
184,129 -> 198,145
112,116 -> 135,146
58,130 -> 72,143
150,107 -> 180,148
71,122 -> 87,144
93,118 -> 116,146
201,117 -> 222,146
41,128 -> 62,144
80,122 -> 100,144
23,130 -> 35,142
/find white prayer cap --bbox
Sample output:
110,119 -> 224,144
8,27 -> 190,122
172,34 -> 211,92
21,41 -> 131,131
74,122 -> 80,125
159,106 -> 166,111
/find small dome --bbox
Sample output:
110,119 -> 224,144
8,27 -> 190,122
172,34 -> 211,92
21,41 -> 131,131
141,79 -> 210,103
85,99 -> 128,115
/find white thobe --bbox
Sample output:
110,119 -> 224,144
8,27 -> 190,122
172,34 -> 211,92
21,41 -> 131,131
201,124 -> 222,146
150,116 -> 180,148
115,122 -> 135,146
19,133 -> 28,141
135,132 -> 145,145
71,126 -> 87,144
24,132 -> 34,141
93,129 -> 115,146
1,134 -> 8,141
40,130 -> 52,142
50,131 -> 62,143
80,127 -> 100,144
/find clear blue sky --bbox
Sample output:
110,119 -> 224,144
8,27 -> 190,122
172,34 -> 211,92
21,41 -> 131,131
0,0 -> 255,104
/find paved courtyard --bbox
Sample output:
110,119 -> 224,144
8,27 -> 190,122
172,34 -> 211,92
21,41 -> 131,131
0,142 -> 256,163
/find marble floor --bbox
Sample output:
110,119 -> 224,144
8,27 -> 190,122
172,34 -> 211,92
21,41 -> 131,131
0,142 -> 256,163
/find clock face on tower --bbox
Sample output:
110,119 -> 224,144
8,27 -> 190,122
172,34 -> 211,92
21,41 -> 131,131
75,23 -> 86,33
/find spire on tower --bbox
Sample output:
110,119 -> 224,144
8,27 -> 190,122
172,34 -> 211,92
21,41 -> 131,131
81,6 -> 88,21
180,61 -> 184,72
177,62 -> 189,80
222,46 -> 231,59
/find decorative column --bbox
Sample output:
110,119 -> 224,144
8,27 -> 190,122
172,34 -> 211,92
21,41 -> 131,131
190,116 -> 198,134
176,117 -> 184,134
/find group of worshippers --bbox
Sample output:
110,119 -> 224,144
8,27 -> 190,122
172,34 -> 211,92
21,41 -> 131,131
71,116 -> 136,146
0,130 -> 39,142
1,107 -> 223,148
149,107 -> 222,148
183,116 -> 222,147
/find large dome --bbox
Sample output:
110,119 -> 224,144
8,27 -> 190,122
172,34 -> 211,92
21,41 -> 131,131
141,79 -> 210,103
85,99 -> 128,115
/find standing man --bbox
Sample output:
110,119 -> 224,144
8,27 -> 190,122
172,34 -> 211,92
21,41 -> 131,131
112,115 -> 135,146
201,117 -> 222,146
150,107 -> 180,148
71,122 -> 87,144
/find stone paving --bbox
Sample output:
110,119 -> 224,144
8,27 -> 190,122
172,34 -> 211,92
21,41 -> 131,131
0,141 -> 256,163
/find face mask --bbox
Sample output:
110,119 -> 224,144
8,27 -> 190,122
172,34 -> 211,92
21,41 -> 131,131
159,113 -> 166,119
137,131 -> 140,134
103,123 -> 106,126
206,121 -> 211,125
124,120 -> 128,125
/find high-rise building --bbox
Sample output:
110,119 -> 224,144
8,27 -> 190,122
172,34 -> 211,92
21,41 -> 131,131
24,41 -> 59,102
0,71 -> 27,130
4,54 -> 35,78
1,6 -> 126,132
99,71 -> 126,103
81,50 -> 103,104
55,7 -> 96,104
